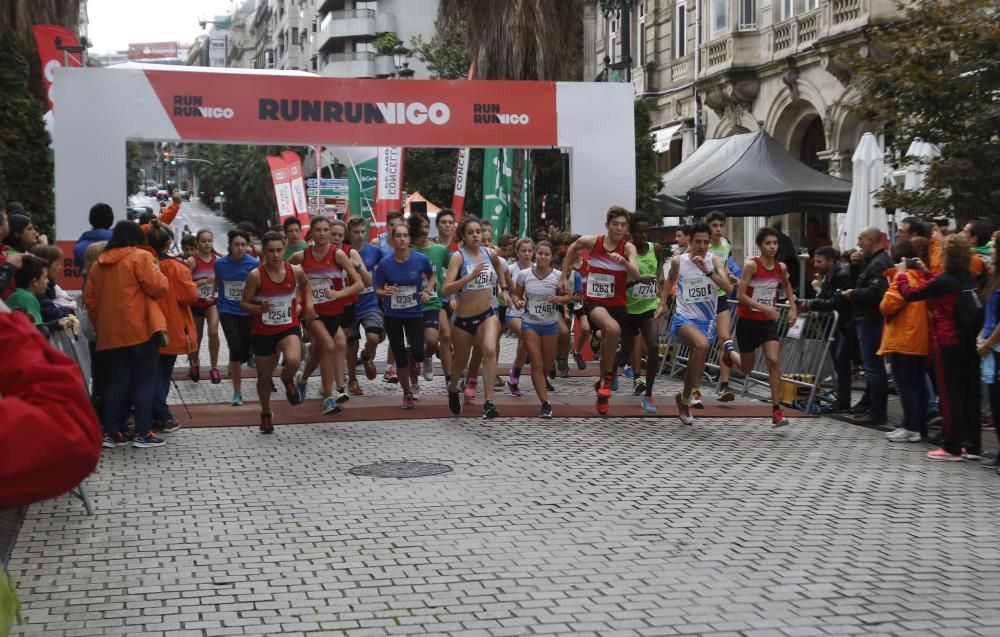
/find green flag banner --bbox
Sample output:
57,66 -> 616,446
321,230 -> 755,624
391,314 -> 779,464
348,156 -> 377,238
519,150 -> 531,238
482,148 -> 513,235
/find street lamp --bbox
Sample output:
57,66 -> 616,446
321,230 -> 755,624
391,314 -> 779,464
391,44 -> 415,79
599,0 -> 635,82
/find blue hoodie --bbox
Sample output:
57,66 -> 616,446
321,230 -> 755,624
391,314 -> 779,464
73,229 -> 113,268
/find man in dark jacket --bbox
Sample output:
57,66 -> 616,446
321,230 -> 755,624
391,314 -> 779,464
72,203 -> 114,269
798,246 -> 854,411
842,226 -> 892,425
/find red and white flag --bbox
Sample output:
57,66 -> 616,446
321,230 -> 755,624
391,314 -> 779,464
451,147 -> 471,220
32,25 -> 83,110
266,155 -> 295,222
281,150 -> 309,217
374,146 -> 404,232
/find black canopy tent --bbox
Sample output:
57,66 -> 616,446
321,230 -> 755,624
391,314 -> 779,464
657,130 -> 852,217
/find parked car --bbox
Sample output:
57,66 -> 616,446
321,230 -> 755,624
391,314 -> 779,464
126,206 -> 154,221
155,189 -> 169,201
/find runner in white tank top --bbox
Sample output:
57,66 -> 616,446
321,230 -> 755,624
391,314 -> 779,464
662,222 -> 733,426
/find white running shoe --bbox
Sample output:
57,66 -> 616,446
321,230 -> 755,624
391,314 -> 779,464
422,359 -> 434,382
887,428 -> 922,443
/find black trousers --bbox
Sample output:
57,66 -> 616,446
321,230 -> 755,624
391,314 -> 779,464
385,315 -> 425,369
935,341 -> 981,455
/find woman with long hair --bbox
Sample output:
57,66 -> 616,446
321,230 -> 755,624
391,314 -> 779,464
504,237 -> 535,396
214,229 -> 260,406
84,220 -> 169,448
443,216 -> 507,418
187,229 -> 221,383
147,220 -> 198,435
289,217 -> 363,414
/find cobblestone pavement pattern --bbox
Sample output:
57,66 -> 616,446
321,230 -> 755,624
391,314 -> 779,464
10,407 -> 1000,636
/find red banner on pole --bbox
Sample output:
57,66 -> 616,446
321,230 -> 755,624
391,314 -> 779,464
281,150 -> 309,216
266,155 -> 295,224
32,25 -> 82,110
374,146 -> 404,233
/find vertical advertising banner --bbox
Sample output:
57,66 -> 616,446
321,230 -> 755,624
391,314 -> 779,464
281,150 -> 309,217
313,145 -> 324,214
348,157 -> 378,238
519,150 -> 531,238
482,148 -> 513,235
374,147 -> 404,231
266,155 -> 295,221
32,25 -> 83,110
452,147 -> 471,220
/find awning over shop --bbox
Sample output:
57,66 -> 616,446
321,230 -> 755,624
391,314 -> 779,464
653,123 -> 683,154
656,130 -> 852,217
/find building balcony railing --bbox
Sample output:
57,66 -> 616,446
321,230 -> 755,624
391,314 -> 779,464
701,36 -> 734,74
320,51 -> 376,78
769,8 -> 824,58
317,8 -> 376,51
671,59 -> 690,84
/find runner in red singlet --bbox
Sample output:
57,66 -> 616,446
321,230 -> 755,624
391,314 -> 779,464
735,226 -> 798,428
241,231 -> 317,434
560,206 -> 640,415
186,229 -> 221,384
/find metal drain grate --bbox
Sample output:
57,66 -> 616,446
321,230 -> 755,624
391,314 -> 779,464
349,461 -> 453,478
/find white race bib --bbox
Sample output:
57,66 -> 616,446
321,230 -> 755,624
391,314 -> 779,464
360,284 -> 375,295
528,294 -> 556,323
261,298 -> 293,326
465,264 -> 493,291
633,280 -> 658,300
197,282 -> 214,300
752,286 -> 776,311
223,281 -> 245,302
587,272 -> 615,298
682,276 -> 714,304
310,278 -> 332,304
392,285 -> 418,309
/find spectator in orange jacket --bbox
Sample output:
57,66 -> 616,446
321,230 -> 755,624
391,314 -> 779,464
879,238 -> 931,443
0,302 -> 101,508
84,220 -> 170,449
146,220 -> 198,434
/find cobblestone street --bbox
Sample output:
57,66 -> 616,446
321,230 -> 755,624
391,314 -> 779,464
10,370 -> 1000,635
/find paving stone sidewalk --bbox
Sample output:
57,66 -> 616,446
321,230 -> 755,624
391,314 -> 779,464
9,407 -> 1000,636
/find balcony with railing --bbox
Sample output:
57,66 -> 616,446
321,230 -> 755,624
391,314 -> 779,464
317,8 -> 376,52
671,58 -> 691,84
768,7 -> 824,58
319,51 -> 376,78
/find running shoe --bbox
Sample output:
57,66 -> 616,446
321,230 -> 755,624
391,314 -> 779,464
623,364 -> 633,379
294,371 -> 308,401
383,368 -> 398,384
548,367 -> 556,380
102,432 -> 128,448
610,375 -> 619,392
507,377 -> 522,397
495,375 -> 506,388
348,379 -> 364,396
641,395 -> 657,415
887,428 -> 921,443
230,391 -> 243,407
422,359 -> 434,382
483,400 -> 500,419
409,361 -> 421,385
284,379 -> 302,406
132,432 -> 166,448
259,411 -> 274,434
771,408 -> 789,429
721,340 -> 736,367
188,365 -> 200,382
690,388 -> 705,409
558,359 -> 570,379
675,393 -> 693,426
322,397 -> 341,415
926,448 -> 963,461
403,393 -> 415,410
336,387 -> 350,403
573,351 -> 587,370
545,379 -> 555,393
464,377 -> 478,404
632,380 -> 646,396
448,388 -> 463,415
539,401 -> 553,418
963,449 -> 984,461
363,354 -> 377,380
209,367 -> 221,384
718,386 -> 736,402
411,381 -> 421,400
161,420 -> 181,434
594,378 -> 612,416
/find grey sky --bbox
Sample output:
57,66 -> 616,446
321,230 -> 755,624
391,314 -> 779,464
87,0 -> 236,54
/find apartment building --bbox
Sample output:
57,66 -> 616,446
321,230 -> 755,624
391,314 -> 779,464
585,0 -> 898,255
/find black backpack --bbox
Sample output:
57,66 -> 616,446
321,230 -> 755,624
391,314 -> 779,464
954,284 -> 985,340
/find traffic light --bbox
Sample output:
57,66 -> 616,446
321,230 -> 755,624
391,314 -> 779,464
218,191 -> 224,196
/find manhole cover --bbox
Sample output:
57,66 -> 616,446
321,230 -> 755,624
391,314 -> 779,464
349,461 -> 453,478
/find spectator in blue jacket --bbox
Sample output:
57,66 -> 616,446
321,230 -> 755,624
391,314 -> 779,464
72,203 -> 114,269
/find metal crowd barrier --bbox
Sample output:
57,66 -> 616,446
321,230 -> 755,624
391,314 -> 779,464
46,331 -> 96,515
658,299 -> 838,414
0,507 -> 26,571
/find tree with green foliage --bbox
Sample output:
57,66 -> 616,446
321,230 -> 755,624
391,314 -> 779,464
634,100 -> 662,214
125,142 -> 143,197
186,144 -> 278,231
411,14 -> 471,81
0,27 -> 53,234
848,0 -> 1000,222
